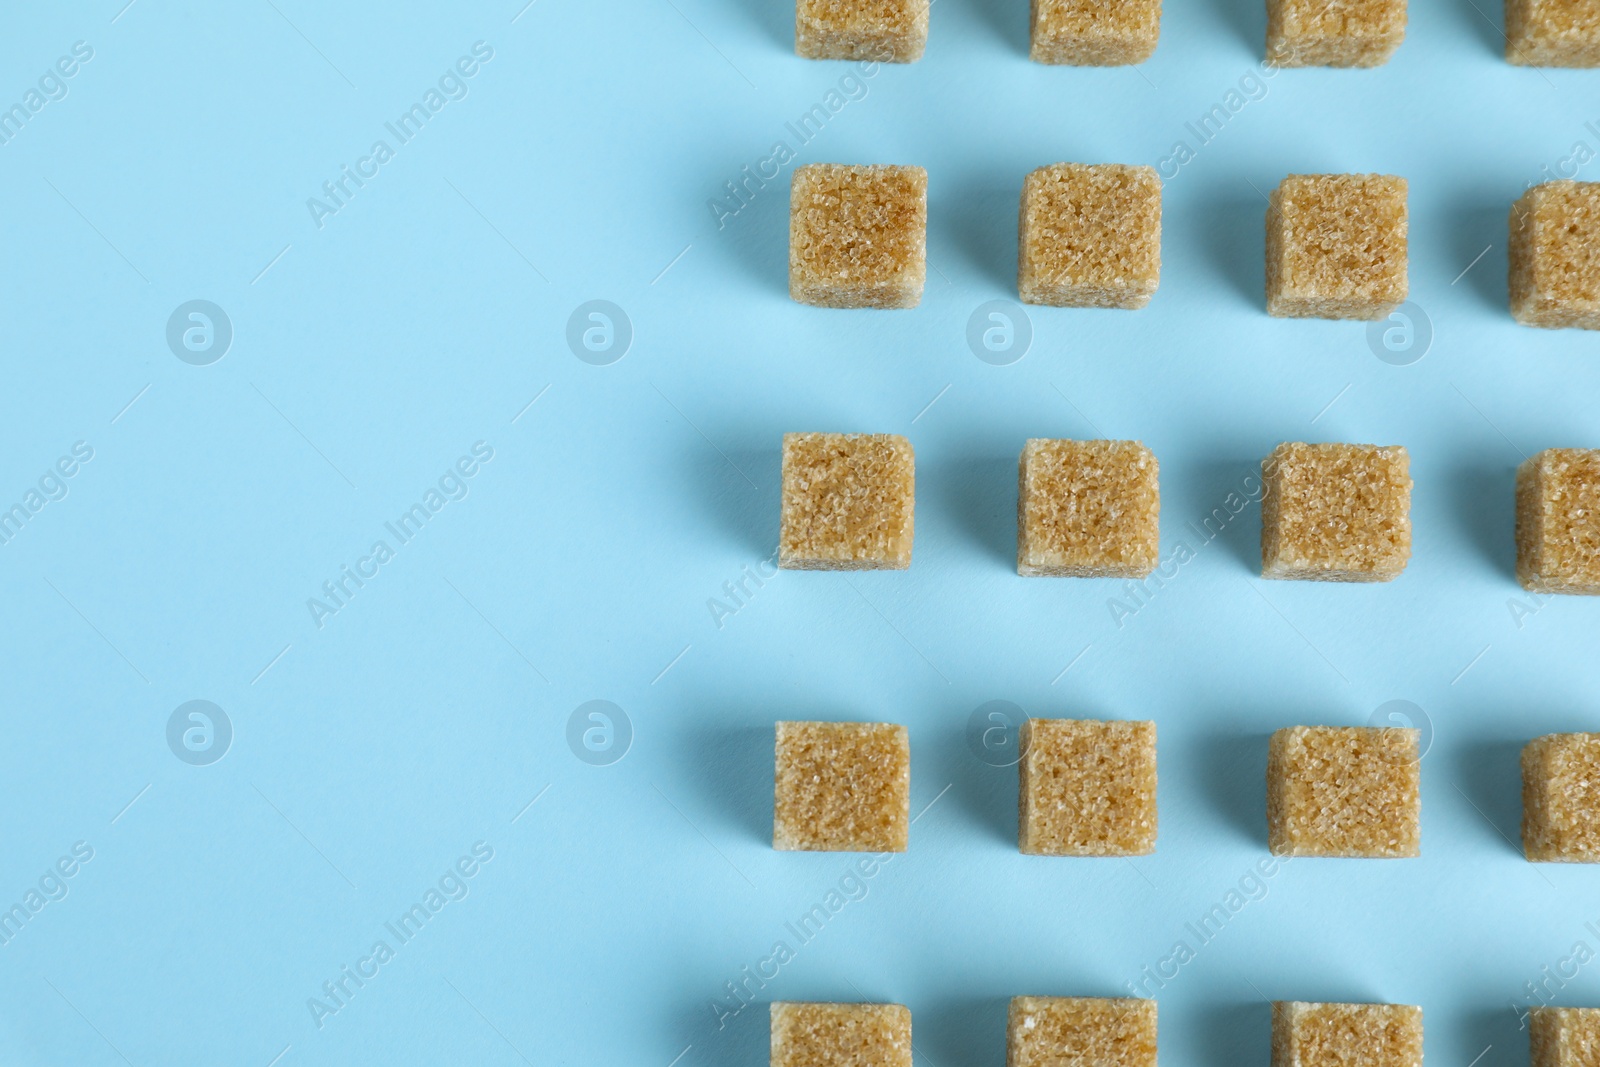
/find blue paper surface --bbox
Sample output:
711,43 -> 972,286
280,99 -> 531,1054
1,1 -> 1598,1064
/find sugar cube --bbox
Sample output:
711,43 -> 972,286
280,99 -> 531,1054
1272,1002 -> 1423,1067
772,1002 -> 912,1067
1516,448 -> 1600,594
1267,174 -> 1408,320
1510,182 -> 1600,329
1030,0 -> 1161,64
1018,164 -> 1162,309
1261,442 -> 1412,583
1523,733 -> 1600,862
1017,439 -> 1160,578
774,721 -> 910,852
1530,1007 -> 1600,1065
1507,0 -> 1600,65
1009,996 -> 1157,1067
1268,726 -> 1420,857
1266,0 -> 1405,67
1019,718 -> 1157,856
790,164 -> 926,309
796,0 -> 928,61
779,432 -> 915,571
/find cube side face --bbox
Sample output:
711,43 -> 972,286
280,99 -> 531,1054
1507,0 -> 1600,65
1266,0 -> 1405,67
1018,165 -> 1162,309
1267,727 -> 1420,857
1029,0 -> 1161,64
1017,439 -> 1161,578
779,433 -> 915,571
1272,1002 -> 1423,1067
1516,449 -> 1600,594
1523,733 -> 1600,862
1266,175 -> 1408,320
771,1002 -> 913,1067
1019,719 -> 1158,856
1261,443 -> 1412,582
1008,997 -> 1158,1067
790,164 -> 927,309
1530,1007 -> 1600,1066
774,722 -> 910,852
795,0 -> 929,61
1510,184 -> 1600,329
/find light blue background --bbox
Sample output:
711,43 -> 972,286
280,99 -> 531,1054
0,0 -> 1597,1064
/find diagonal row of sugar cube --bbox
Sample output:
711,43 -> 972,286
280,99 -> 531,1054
775,999 -> 1600,1067
777,432 -> 1600,594
789,162 -> 1600,330
774,719 -> 1600,862
795,0 -> 1599,66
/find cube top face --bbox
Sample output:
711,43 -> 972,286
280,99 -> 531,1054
790,164 -> 927,309
1030,0 -> 1161,64
1008,996 -> 1158,1067
771,1002 -> 912,1067
774,721 -> 910,852
1517,448 -> 1600,594
1507,0 -> 1600,65
1531,1007 -> 1600,1066
1510,183 -> 1600,329
1267,727 -> 1420,857
1018,165 -> 1162,309
1272,1002 -> 1423,1067
1266,0 -> 1405,67
780,432 -> 915,571
1019,718 -> 1157,856
1261,442 -> 1412,583
1523,733 -> 1600,861
1267,174 -> 1408,320
796,0 -> 928,61
1017,439 -> 1161,577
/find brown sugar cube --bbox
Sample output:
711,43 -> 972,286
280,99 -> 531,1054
1510,183 -> 1600,329
774,721 -> 909,852
1267,175 -> 1408,320
772,1002 -> 912,1067
796,0 -> 928,61
1008,996 -> 1158,1067
790,164 -> 926,309
1523,733 -> 1600,861
1531,1007 -> 1600,1064
1017,439 -> 1160,577
1261,442 -> 1411,583
1018,165 -> 1162,309
1272,1002 -> 1423,1067
1030,0 -> 1160,63
1267,727 -> 1419,857
779,432 -> 914,571
1266,0 -> 1405,67
1019,719 -> 1156,856
1507,0 -> 1600,65
1516,449 -> 1600,594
